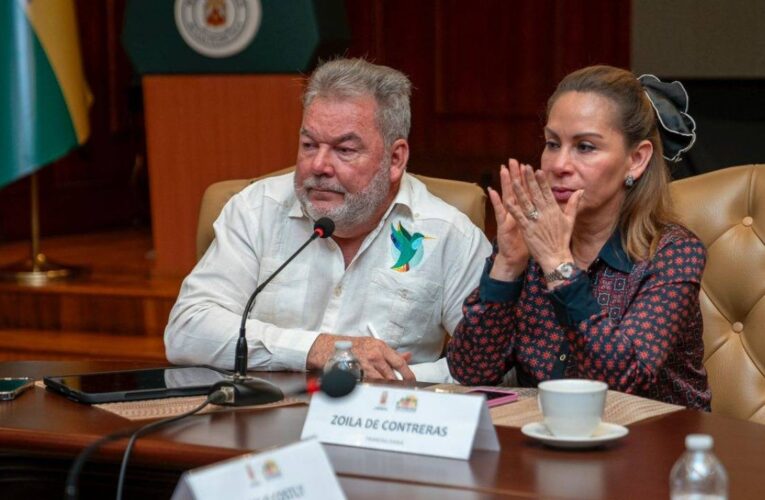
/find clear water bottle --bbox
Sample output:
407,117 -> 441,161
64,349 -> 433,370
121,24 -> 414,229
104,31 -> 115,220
323,340 -> 363,382
670,434 -> 728,500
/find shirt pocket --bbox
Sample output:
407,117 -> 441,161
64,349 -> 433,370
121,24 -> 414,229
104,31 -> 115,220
251,257 -> 309,328
363,268 -> 442,347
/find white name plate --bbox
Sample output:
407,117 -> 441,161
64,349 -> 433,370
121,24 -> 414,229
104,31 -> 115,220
171,438 -> 346,500
301,384 -> 500,460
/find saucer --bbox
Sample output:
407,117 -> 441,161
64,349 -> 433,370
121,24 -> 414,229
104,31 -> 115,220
521,421 -> 629,449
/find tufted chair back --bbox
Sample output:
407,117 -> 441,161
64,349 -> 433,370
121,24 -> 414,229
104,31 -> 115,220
196,167 -> 487,261
669,164 -> 765,424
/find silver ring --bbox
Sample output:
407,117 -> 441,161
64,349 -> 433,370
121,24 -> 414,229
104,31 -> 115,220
526,209 -> 540,221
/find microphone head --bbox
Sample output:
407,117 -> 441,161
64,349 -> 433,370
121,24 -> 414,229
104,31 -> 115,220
313,218 -> 335,239
321,368 -> 357,398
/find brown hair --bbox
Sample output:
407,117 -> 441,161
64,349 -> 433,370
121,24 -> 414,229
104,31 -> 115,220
547,65 -> 675,261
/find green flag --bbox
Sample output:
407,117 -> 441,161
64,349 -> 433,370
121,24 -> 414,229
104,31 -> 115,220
0,0 -> 91,189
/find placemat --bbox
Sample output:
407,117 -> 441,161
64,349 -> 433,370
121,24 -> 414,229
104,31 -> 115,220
35,380 -> 307,421
427,384 -> 683,428
94,395 -> 307,421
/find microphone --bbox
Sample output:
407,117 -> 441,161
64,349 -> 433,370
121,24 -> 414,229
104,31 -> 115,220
233,217 -> 335,380
212,367 -> 357,406
301,366 -> 357,398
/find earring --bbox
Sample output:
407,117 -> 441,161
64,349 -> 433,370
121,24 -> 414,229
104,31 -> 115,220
624,175 -> 635,188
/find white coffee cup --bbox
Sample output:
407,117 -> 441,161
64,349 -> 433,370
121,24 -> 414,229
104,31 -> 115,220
538,379 -> 608,438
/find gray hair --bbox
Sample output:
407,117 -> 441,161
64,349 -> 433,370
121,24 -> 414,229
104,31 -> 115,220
303,58 -> 411,148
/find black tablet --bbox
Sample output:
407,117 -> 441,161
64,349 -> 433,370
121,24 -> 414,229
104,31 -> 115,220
43,366 -> 230,404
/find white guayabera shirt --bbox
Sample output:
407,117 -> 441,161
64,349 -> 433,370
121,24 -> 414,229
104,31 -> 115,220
164,173 -> 491,383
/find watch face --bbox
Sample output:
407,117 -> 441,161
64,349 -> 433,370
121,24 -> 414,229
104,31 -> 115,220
558,262 -> 575,278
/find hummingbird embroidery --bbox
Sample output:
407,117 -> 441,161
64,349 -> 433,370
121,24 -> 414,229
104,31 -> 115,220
390,222 -> 432,272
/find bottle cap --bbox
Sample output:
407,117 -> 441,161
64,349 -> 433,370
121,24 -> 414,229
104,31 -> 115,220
685,434 -> 713,451
334,340 -> 353,350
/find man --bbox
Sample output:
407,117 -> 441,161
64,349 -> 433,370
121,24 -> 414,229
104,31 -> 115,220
164,58 -> 491,382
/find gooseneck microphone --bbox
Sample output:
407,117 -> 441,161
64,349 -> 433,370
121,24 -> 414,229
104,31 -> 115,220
233,217 -> 335,380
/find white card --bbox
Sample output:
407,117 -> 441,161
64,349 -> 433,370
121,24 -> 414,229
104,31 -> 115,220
301,384 -> 500,460
171,438 -> 345,500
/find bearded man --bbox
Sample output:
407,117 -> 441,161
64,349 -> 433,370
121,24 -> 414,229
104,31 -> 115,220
164,58 -> 490,382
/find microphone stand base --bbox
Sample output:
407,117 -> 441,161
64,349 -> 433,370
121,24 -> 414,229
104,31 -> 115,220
213,377 -> 284,407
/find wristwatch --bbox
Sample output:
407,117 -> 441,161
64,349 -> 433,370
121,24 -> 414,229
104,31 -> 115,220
544,262 -> 576,282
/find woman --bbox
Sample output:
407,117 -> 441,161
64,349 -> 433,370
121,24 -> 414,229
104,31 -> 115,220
447,65 -> 710,410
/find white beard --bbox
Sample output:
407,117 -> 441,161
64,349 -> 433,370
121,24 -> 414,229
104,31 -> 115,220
295,161 -> 392,232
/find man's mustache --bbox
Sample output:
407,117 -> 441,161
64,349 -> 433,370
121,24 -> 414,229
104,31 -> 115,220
302,177 -> 347,194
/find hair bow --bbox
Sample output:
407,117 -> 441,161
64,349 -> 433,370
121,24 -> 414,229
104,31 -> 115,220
638,74 -> 697,162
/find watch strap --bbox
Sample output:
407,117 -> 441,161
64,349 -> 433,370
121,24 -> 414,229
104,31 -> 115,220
544,262 -> 576,282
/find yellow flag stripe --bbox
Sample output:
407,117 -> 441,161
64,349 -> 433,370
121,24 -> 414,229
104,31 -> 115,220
23,0 -> 91,144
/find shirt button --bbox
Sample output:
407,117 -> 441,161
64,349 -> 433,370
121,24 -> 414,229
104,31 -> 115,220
334,285 -> 342,297
559,354 -> 567,362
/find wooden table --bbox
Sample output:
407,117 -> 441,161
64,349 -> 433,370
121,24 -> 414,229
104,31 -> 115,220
1,360 -> 763,499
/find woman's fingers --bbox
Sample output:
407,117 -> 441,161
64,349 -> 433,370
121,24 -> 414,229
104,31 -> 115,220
503,194 -> 527,225
508,162 -> 536,217
496,163 -> 523,223
495,159 -> 558,228
487,187 -> 506,225
534,169 -> 557,206
524,165 -> 551,208
498,163 -> 515,206
564,189 -> 585,220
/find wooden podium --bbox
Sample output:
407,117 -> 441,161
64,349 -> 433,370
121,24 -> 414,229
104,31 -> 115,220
143,75 -> 304,276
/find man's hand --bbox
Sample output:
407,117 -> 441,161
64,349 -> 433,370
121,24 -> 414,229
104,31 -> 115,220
307,334 -> 415,381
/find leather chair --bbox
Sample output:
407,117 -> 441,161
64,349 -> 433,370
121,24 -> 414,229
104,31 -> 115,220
669,164 -> 765,424
196,167 -> 487,261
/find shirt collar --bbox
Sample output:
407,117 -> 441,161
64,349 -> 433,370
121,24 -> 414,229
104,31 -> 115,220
287,173 -> 304,218
599,228 -> 634,272
388,172 -> 415,217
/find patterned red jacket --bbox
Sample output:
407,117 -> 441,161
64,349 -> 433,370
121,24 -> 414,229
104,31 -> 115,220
447,224 -> 711,410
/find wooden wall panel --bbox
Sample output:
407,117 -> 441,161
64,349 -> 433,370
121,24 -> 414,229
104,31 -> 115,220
344,0 -> 631,184
551,0 -> 632,77
143,75 -> 304,276
0,291 -> 174,337
434,0 -> 556,118
0,330 -> 167,361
